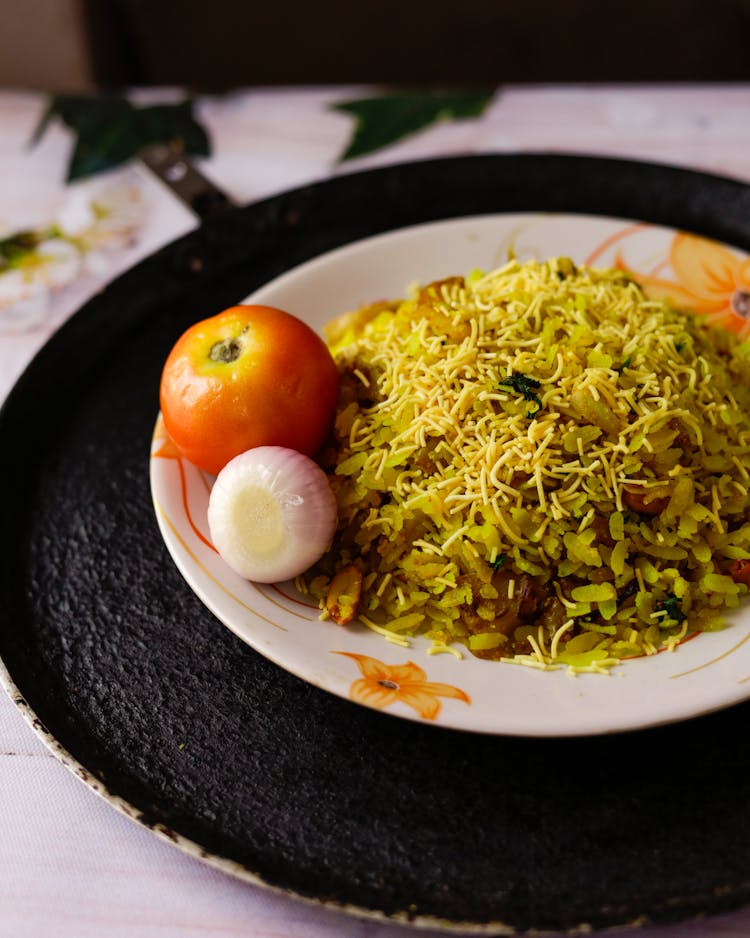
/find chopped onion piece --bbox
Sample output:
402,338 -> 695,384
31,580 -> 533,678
207,446 -> 337,583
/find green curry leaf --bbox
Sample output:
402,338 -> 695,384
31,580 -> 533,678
490,553 -> 507,572
654,592 -> 687,624
332,89 -> 496,162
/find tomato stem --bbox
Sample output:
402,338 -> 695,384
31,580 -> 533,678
209,326 -> 249,364
209,339 -> 241,363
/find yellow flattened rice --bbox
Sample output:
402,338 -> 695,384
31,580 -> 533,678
297,257 -> 750,671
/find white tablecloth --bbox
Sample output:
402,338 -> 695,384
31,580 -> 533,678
1,84 -> 750,938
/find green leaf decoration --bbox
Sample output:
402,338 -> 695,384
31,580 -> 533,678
332,89 -> 496,162
32,95 -> 211,182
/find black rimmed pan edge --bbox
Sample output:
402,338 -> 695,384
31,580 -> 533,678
2,154 -> 750,935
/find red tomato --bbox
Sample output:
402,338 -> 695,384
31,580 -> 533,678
160,305 -> 339,475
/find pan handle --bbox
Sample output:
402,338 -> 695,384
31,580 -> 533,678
138,144 -> 237,221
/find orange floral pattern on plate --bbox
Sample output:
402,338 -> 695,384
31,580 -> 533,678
615,232 -> 750,336
152,415 -> 217,553
335,653 -> 470,720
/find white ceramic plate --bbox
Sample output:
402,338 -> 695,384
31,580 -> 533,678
150,212 -> 750,737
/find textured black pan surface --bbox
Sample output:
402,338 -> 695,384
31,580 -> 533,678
3,155 -> 750,934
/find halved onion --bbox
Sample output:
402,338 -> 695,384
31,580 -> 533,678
207,446 -> 337,583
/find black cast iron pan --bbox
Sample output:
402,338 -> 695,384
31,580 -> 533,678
2,154 -> 750,935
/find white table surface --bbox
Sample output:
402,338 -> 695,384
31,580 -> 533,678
1,84 -> 750,938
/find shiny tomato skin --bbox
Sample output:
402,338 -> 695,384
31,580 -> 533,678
160,305 -> 339,475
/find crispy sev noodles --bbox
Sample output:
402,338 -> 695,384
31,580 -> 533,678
297,258 -> 750,671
